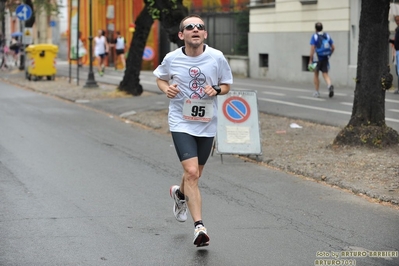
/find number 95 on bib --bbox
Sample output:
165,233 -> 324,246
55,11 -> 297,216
182,99 -> 214,122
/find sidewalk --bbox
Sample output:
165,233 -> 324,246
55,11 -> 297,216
1,62 -> 399,208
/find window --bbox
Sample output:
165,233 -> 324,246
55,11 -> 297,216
302,56 -> 311,72
259,54 -> 269,68
250,0 -> 275,8
299,0 -> 318,5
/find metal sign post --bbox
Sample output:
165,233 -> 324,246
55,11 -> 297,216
15,4 -> 32,74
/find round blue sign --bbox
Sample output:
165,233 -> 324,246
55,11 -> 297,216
222,96 -> 251,123
16,4 -> 32,21
142,46 -> 155,61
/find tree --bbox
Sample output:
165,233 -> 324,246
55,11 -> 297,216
0,0 -> 58,36
333,0 -> 399,147
118,0 -> 188,96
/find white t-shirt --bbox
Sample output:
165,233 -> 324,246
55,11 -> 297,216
153,45 -> 233,137
115,37 -> 125,50
94,36 -> 106,56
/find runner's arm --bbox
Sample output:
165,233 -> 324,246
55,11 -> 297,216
309,45 -> 315,64
217,84 -> 230,96
156,78 -> 180,98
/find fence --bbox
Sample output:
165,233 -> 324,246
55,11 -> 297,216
189,3 -> 249,56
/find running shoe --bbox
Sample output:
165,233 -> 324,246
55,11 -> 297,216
98,71 -> 103,77
170,185 -> 187,222
394,89 -> 399,94
313,91 -> 320,98
193,225 -> 210,247
329,85 -> 334,98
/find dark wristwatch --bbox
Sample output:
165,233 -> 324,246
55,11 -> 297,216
212,85 -> 222,95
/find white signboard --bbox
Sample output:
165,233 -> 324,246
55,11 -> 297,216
216,90 -> 262,155
23,27 -> 33,45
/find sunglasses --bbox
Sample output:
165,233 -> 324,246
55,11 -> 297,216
182,23 -> 206,31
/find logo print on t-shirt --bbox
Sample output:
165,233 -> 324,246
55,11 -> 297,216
188,66 -> 206,99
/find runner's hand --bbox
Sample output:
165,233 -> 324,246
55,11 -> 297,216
166,84 -> 180,98
204,85 -> 218,96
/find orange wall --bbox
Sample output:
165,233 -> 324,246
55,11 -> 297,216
69,0 -> 159,70
188,0 -> 248,9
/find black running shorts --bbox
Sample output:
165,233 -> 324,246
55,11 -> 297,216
316,59 -> 329,73
171,132 -> 214,165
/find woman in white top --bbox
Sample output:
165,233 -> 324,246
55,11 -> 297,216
112,31 -> 126,70
93,29 -> 109,76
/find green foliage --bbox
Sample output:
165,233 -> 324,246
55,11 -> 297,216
29,0 -> 60,16
146,0 -> 179,20
234,10 -> 249,55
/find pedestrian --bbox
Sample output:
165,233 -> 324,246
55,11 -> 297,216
308,22 -> 335,98
9,37 -> 20,64
112,31 -> 126,70
389,15 -> 399,94
153,14 -> 233,247
93,29 -> 109,76
0,34 -> 6,70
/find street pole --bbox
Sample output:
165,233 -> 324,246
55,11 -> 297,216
84,0 -> 98,88
76,0 -> 80,86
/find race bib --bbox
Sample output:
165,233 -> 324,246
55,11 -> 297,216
182,99 -> 213,122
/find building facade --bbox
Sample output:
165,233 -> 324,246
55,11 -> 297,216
248,0 -> 396,88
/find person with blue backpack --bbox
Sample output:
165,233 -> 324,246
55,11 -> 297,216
308,22 -> 335,98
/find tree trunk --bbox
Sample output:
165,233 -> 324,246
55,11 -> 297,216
0,0 -> 5,37
118,5 -> 153,96
157,0 -> 187,47
118,0 -> 188,96
25,0 -> 35,28
334,0 -> 399,147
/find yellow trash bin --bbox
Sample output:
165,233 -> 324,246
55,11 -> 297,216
25,44 -> 58,81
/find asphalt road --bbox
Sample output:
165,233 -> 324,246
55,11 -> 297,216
1,80 -> 399,265
58,62 -> 399,132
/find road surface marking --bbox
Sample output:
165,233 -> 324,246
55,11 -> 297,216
258,97 -> 399,123
297,96 -> 326,101
341,102 -> 353,106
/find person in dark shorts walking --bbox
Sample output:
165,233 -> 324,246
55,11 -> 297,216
153,14 -> 233,247
93,29 -> 109,76
309,22 -> 335,98
112,31 -> 126,70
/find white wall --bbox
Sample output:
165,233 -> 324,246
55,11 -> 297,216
250,0 -> 350,33
248,0 -> 355,87
58,0 -> 69,35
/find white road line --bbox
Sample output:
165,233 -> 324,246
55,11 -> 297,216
259,97 -> 351,114
262,85 -> 310,93
297,96 -> 326,101
234,82 -> 350,96
233,82 -> 309,92
382,118 -> 398,123
341,102 -> 353,106
261,91 -> 286,96
258,97 -> 399,123
386,98 -> 399,103
388,109 -> 399,113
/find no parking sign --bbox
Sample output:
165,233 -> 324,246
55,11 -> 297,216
216,90 -> 262,155
142,46 -> 154,61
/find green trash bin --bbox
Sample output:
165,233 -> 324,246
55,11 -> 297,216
25,44 -> 58,81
